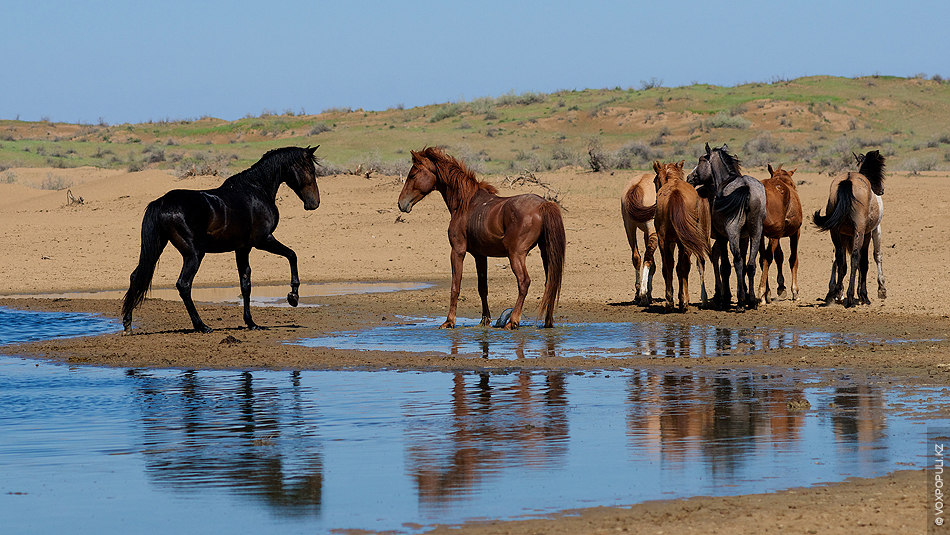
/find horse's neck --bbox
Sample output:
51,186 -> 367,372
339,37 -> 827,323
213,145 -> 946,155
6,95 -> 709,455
225,169 -> 281,202
437,176 -> 484,213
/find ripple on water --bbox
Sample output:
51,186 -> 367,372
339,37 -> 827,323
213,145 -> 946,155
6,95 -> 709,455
291,316 -> 889,359
0,307 -> 121,345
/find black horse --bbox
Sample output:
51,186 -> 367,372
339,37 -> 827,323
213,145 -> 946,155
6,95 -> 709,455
122,146 -> 321,333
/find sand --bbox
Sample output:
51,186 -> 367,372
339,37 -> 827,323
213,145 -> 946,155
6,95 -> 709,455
1,164 -> 948,534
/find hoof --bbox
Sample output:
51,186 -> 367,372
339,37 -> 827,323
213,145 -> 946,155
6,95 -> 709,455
439,320 -> 455,329
195,325 -> 213,333
494,308 -> 514,328
246,324 -> 265,331
777,286 -> 787,297
878,288 -> 887,299
287,292 -> 299,307
503,321 -> 519,330
122,328 -> 133,336
479,317 -> 492,327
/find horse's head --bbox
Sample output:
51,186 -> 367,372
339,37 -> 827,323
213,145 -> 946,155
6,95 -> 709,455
398,150 -> 438,213
768,163 -> 796,186
653,160 -> 686,190
687,143 -> 740,194
856,149 -> 886,195
286,146 -> 320,210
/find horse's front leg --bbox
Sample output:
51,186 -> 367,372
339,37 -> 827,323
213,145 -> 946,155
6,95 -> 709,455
729,235 -> 745,310
257,235 -> 300,307
474,254 -> 491,326
442,248 -> 466,329
505,251 -> 531,329
758,238 -> 775,305
872,223 -> 886,299
235,247 -> 261,330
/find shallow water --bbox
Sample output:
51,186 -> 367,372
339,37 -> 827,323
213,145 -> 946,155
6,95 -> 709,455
293,316 -> 887,359
0,307 -> 121,345
0,357 -> 946,534
2,281 -> 432,307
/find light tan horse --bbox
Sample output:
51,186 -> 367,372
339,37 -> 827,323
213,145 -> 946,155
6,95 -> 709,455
653,160 -> 710,311
758,164 -> 803,304
620,169 -> 658,305
813,150 -> 886,307
398,147 -> 566,329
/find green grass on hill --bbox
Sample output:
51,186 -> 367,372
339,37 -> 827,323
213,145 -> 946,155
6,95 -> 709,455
2,75 -> 950,181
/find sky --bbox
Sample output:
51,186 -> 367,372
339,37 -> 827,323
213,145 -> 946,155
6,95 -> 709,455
2,0 -> 948,125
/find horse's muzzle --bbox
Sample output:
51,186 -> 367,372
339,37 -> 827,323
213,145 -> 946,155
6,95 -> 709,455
398,199 -> 413,213
304,199 -> 320,210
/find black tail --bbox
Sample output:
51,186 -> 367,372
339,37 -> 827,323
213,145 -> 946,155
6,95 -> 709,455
813,180 -> 853,232
122,201 -> 168,329
714,184 -> 750,222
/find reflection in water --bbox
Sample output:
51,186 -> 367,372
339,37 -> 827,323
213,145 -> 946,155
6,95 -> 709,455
294,318 -> 880,360
126,369 -> 323,516
0,306 -> 121,345
405,371 -> 568,508
0,359 -> 940,534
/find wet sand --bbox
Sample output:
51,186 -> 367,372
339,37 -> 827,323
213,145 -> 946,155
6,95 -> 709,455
2,166 -> 949,534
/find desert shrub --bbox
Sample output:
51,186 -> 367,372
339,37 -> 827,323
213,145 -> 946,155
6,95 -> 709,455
639,77 -> 662,90
429,103 -> 463,122
904,156 -> 937,175
612,141 -> 661,169
2,171 -> 16,183
142,145 -> 166,163
40,173 -> 72,190
308,122 -> 332,135
496,91 -> 545,106
703,111 -> 751,129
468,97 -> 496,116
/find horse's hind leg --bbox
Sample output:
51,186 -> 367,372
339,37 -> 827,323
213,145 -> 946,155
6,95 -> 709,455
474,254 -> 491,326
177,250 -> 211,333
661,242 -> 676,311
236,247 -> 262,330
845,232 -> 864,308
857,239 -> 871,305
258,235 -> 300,307
872,224 -> 886,299
505,252 -> 531,329
642,222 -> 658,306
626,222 -> 643,302
676,247 -> 691,312
774,241 -> 786,297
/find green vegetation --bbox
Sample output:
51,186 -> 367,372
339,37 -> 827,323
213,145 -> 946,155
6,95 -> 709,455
2,75 -> 950,177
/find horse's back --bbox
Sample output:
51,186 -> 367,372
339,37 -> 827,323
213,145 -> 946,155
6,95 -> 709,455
762,177 -> 802,236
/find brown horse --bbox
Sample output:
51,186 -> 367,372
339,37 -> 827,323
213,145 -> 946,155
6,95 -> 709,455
398,147 -> 566,329
758,164 -> 803,304
813,150 -> 886,307
653,160 -> 710,311
620,170 -> 658,305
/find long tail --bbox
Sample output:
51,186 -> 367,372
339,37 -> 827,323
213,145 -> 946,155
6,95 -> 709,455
622,185 -> 657,222
538,202 -> 565,328
121,201 -> 168,327
714,184 -> 750,222
669,189 -> 710,258
813,180 -> 853,231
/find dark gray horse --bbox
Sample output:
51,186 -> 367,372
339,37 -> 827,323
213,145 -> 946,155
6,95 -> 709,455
687,144 -> 766,309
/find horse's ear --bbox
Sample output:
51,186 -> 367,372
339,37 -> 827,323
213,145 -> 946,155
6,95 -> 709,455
790,168 -> 797,175
704,142 -> 711,155
852,152 -> 860,163
653,160 -> 661,173
677,160 -> 685,169
767,164 -> 775,176
720,143 -> 729,153
307,145 -> 319,157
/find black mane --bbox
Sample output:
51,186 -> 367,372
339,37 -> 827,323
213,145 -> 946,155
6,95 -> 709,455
714,146 -> 743,178
857,149 -> 886,196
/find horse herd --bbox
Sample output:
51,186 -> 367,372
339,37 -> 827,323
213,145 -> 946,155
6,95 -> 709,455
120,143 -> 887,334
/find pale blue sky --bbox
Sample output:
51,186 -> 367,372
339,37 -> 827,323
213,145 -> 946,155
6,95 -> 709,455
2,0 -> 947,124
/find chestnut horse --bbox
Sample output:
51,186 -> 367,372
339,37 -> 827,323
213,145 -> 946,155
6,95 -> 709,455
758,164 -> 803,304
398,147 -> 565,329
122,146 -> 320,333
813,150 -> 886,307
653,160 -> 710,311
620,170 -> 658,305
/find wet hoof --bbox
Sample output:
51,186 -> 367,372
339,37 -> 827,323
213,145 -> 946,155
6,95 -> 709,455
479,317 -> 492,327
287,292 -> 299,307
503,321 -> 519,330
439,320 -> 455,329
494,308 -> 514,329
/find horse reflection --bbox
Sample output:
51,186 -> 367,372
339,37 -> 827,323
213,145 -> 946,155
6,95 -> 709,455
405,371 -> 568,507
830,385 -> 886,449
627,371 -> 808,476
126,370 -> 323,515
447,329 -> 559,359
